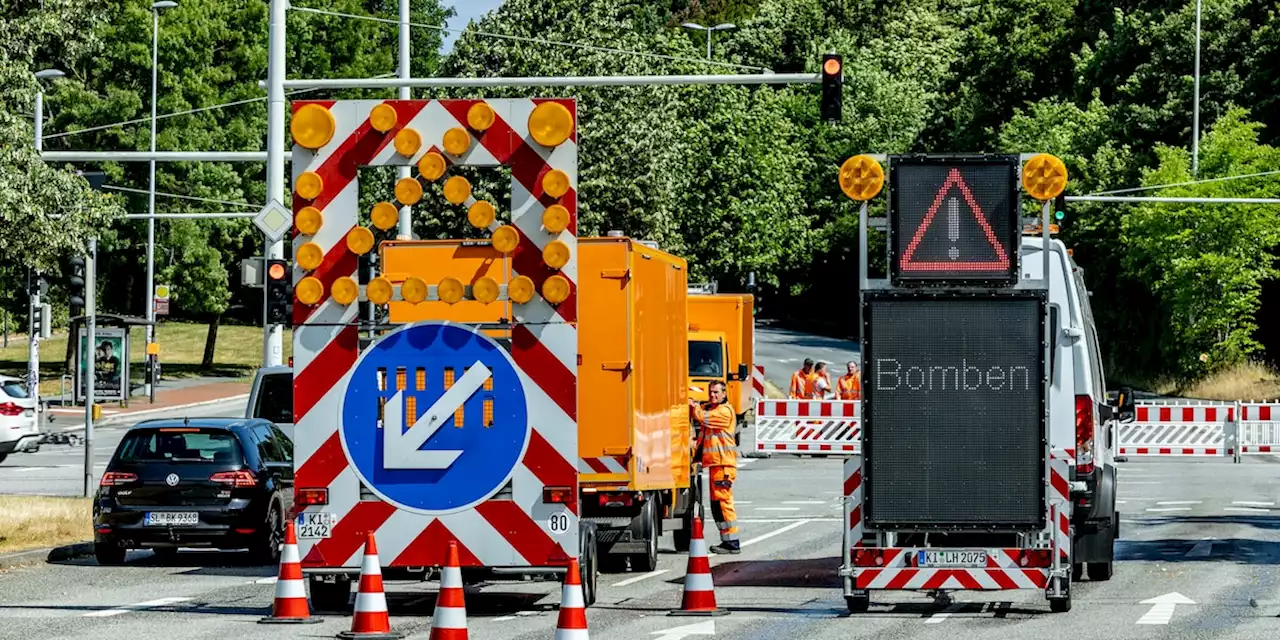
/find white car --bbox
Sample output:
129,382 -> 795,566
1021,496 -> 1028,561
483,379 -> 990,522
0,375 -> 40,463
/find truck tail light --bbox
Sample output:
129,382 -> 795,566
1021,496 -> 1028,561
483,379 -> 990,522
296,488 -> 329,506
598,492 -> 634,507
1075,395 -> 1095,474
100,472 -> 137,486
543,487 -> 574,504
210,470 -> 257,488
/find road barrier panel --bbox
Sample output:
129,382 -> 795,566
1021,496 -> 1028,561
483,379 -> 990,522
754,400 -> 860,454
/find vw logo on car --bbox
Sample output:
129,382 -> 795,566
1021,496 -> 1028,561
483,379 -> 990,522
165,473 -> 180,487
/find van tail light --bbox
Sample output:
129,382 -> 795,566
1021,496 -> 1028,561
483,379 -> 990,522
0,403 -> 23,416
1075,395 -> 1095,474
543,487 -> 575,504
210,470 -> 257,488
100,472 -> 137,486
296,488 -> 329,506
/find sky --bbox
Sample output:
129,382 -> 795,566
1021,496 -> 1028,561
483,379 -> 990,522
440,0 -> 506,52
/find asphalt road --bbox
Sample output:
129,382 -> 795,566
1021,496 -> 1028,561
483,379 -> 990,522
0,399 -> 247,497
754,324 -> 861,391
3,454 -> 1280,639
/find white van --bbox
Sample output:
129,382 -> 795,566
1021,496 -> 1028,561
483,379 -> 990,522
1021,233 -> 1133,582
245,366 -> 294,442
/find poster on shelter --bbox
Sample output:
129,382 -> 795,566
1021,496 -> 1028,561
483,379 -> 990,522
77,327 -> 127,402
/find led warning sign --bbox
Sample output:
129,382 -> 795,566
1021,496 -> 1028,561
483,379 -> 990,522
888,155 -> 1020,286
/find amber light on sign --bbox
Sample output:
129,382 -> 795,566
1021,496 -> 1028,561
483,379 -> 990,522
1022,153 -> 1068,201
839,155 -> 884,201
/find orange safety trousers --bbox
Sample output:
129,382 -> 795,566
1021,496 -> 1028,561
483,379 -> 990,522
708,464 -> 739,547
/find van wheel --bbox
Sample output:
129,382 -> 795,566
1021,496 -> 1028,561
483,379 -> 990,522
1087,562 -> 1113,581
95,541 -> 126,566
1071,563 -> 1082,582
309,576 -> 351,611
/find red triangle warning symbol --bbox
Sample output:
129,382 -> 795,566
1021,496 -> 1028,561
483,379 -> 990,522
899,168 -> 1010,272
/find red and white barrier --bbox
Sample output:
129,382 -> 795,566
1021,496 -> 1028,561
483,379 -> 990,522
754,400 -> 860,454
751,365 -> 766,401
1121,401 -> 1280,461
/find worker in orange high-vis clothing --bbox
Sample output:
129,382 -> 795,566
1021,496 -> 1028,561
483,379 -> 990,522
690,380 -> 740,554
837,360 -> 862,400
789,358 -> 815,399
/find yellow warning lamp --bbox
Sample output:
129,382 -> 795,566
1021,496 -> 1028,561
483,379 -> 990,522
467,102 -> 496,131
369,103 -> 398,133
543,240 -> 570,270
418,151 -> 446,182
492,224 -> 520,254
542,169 -> 571,198
296,276 -> 324,306
395,177 -> 423,206
367,277 -> 394,305
542,275 -> 571,305
473,276 -> 500,304
296,207 -> 323,236
346,227 -> 375,255
297,242 -> 325,271
331,277 -> 359,306
508,275 -> 535,304
291,104 -> 336,149
394,128 -> 422,157
401,276 -> 428,304
528,102 -> 574,148
371,202 -> 399,231
443,176 -> 472,205
296,172 -> 324,200
443,128 -> 471,156
468,201 -> 496,229
438,277 -> 464,305
838,155 -> 884,201
1022,153 -> 1068,201
542,205 -> 570,233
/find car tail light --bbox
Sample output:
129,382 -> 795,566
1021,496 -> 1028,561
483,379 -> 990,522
542,487 -> 574,504
598,492 -> 634,507
210,470 -> 257,488
1075,395 -> 1095,474
0,403 -> 23,416
296,487 -> 328,506
100,472 -> 137,486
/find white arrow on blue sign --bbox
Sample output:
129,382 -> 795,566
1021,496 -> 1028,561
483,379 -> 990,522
339,321 -> 532,515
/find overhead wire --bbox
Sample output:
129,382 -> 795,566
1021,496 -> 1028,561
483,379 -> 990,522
102,184 -> 261,210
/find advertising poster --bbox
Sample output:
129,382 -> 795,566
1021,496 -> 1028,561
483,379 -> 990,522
76,327 -> 128,402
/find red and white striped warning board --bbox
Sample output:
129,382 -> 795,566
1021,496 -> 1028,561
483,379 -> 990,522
751,364 -> 766,400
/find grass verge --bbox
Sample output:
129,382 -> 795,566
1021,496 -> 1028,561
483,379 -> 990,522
0,495 -> 92,555
1171,360 -> 1280,401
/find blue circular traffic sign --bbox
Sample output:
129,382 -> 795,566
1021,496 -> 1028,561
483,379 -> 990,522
339,321 -> 531,514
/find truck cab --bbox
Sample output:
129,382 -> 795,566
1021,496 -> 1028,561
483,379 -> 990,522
686,290 -> 754,443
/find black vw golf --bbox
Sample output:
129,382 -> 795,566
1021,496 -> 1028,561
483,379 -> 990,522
93,418 -> 293,566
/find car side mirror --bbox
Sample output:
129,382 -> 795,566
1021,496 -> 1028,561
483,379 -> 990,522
1115,386 -> 1135,421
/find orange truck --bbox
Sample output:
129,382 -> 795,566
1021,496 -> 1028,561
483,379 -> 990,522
382,235 -> 700,571
687,291 -> 755,440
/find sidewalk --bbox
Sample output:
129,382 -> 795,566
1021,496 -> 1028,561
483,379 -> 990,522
44,379 -> 251,429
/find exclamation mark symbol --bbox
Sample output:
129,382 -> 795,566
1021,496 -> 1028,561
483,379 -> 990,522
947,196 -> 960,260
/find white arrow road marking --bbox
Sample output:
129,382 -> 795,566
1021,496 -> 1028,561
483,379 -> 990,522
611,569 -> 668,587
1185,537 -> 1214,558
1157,501 -> 1201,506
1137,592 -> 1195,624
83,597 -> 192,617
382,362 -> 491,470
1233,500 -> 1275,507
651,620 -> 715,639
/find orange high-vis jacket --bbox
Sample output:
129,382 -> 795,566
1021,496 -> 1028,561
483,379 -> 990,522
837,373 -> 861,400
692,401 -> 737,468
790,369 -> 812,399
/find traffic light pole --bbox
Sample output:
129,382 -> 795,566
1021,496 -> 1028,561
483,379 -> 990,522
83,238 -> 97,497
263,0 -> 287,368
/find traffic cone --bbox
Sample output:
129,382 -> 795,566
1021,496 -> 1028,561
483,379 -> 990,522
555,558 -> 588,639
338,531 -> 403,640
669,515 -> 729,616
428,541 -> 468,640
259,520 -> 322,624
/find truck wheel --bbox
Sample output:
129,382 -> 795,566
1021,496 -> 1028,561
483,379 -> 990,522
630,500 -> 659,572
308,575 -> 351,611
580,523 -> 599,607
1087,562 -> 1113,581
846,593 -> 870,613
1071,563 -> 1082,582
673,503 -> 694,552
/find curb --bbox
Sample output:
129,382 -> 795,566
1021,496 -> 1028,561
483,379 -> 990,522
55,394 -> 251,430
0,542 -> 93,571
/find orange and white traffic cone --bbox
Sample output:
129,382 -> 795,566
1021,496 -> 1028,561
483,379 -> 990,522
338,531 -> 403,639
669,515 -> 728,616
555,558 -> 588,639
259,519 -> 322,624
428,541 -> 468,640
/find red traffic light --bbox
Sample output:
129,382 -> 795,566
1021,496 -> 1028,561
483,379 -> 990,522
823,58 -> 841,75
268,262 -> 286,280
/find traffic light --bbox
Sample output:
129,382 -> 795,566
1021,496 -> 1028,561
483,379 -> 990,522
67,255 -> 86,317
1054,193 -> 1067,222
265,259 -> 291,325
820,53 -> 843,122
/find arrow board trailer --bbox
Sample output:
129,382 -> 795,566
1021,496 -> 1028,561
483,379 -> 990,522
841,154 -> 1075,614
288,98 -> 592,608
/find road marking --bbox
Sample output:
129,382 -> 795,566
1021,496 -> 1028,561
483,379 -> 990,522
83,597 -> 192,617
1185,538 -> 1214,558
1137,592 -> 1194,625
925,604 -> 962,624
755,507 -> 800,512
253,577 -> 278,584
1225,507 -> 1270,514
783,501 -> 826,505
611,569 -> 668,587
652,620 -> 715,639
1123,481 -> 1163,485
739,519 -> 809,548
739,517 -> 839,523
1232,501 -> 1275,507
492,616 -> 517,622
1156,501 -> 1201,505
1145,507 -> 1191,512
1116,501 -> 1127,505
738,459 -> 757,468
736,501 -> 753,505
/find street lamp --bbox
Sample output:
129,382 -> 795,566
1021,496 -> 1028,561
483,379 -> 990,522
146,0 -> 177,399
29,68 -> 66,402
1192,0 -> 1202,177
681,22 -> 737,60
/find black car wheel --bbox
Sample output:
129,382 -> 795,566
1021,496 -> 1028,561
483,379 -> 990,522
95,541 -> 126,566
251,504 -> 283,566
